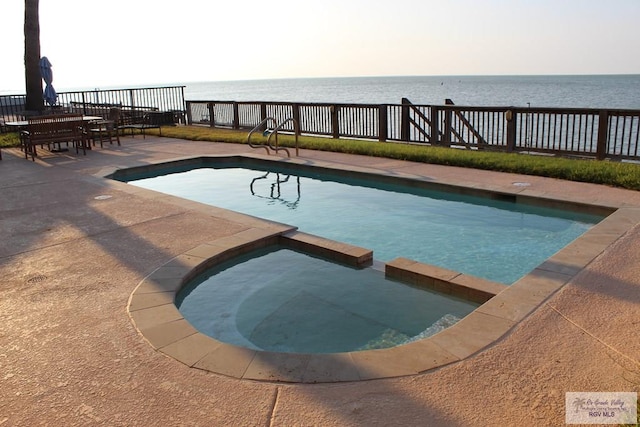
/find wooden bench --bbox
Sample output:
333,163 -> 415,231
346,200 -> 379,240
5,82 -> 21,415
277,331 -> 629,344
68,101 -> 121,119
21,114 -> 87,161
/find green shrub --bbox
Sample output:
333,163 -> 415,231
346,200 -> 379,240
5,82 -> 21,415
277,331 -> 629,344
0,132 -> 20,148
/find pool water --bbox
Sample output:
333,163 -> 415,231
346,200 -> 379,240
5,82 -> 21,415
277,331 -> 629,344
128,163 -> 602,284
176,247 -> 479,353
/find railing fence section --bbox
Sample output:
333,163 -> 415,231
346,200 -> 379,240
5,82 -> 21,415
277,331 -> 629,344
3,88 -> 639,161
0,95 -> 27,122
1,86 -> 186,124
186,99 -> 640,161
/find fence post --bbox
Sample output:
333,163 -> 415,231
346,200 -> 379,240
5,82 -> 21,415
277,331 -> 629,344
292,103 -> 301,135
232,102 -> 239,130
185,101 -> 193,125
596,110 -> 609,160
430,105 -> 440,144
443,106 -> 452,147
179,86 -> 186,121
331,105 -> 340,139
260,102 -> 267,131
400,98 -> 411,142
378,105 -> 388,142
208,102 -> 215,128
506,109 -> 517,152
80,93 -> 87,115
128,89 -> 135,114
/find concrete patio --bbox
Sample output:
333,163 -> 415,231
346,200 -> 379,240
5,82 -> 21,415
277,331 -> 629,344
1,136 -> 638,426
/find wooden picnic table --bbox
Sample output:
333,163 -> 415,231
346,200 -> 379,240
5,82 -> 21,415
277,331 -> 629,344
17,115 -> 103,161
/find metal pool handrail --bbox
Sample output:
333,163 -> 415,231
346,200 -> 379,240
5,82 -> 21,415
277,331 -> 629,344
246,117 -> 278,154
246,117 -> 299,157
266,118 -> 299,157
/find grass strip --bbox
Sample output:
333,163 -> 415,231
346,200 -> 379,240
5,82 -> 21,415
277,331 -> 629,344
2,127 -> 639,190
158,126 -> 640,191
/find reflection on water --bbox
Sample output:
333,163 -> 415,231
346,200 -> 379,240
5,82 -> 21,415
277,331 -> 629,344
250,172 -> 301,210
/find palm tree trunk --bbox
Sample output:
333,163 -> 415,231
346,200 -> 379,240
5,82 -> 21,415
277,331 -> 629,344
24,0 -> 43,113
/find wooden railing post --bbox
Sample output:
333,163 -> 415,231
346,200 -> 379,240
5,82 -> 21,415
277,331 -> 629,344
331,105 -> 340,139
179,86 -> 186,120
292,103 -> 301,135
506,108 -> 517,152
232,102 -> 239,130
400,98 -> 411,142
260,102 -> 267,131
596,110 -> 609,160
185,101 -> 193,125
208,102 -> 215,128
378,104 -> 388,142
443,106 -> 452,147
430,105 -> 440,144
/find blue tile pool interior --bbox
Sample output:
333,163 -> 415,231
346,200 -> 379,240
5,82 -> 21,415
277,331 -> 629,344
176,246 -> 480,354
121,159 -> 604,285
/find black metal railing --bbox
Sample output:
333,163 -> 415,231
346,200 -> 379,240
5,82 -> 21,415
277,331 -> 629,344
186,99 -> 640,161
0,86 -> 186,123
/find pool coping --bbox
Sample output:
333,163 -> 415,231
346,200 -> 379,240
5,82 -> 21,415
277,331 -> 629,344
119,154 -> 640,383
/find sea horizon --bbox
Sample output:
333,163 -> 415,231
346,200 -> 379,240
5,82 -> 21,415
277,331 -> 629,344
180,74 -> 640,109
3,74 -> 640,109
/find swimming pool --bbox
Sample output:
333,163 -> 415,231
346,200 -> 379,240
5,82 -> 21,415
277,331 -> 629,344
121,158 -> 603,285
122,156 -> 627,381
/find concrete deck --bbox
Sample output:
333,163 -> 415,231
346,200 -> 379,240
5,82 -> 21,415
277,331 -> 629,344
1,137 -> 639,426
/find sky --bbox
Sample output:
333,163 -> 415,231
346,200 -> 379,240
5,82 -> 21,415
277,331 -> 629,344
2,0 -> 639,92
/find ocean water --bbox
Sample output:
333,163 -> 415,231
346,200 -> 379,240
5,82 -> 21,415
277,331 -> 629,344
182,75 -> 640,109
5,74 -> 638,110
